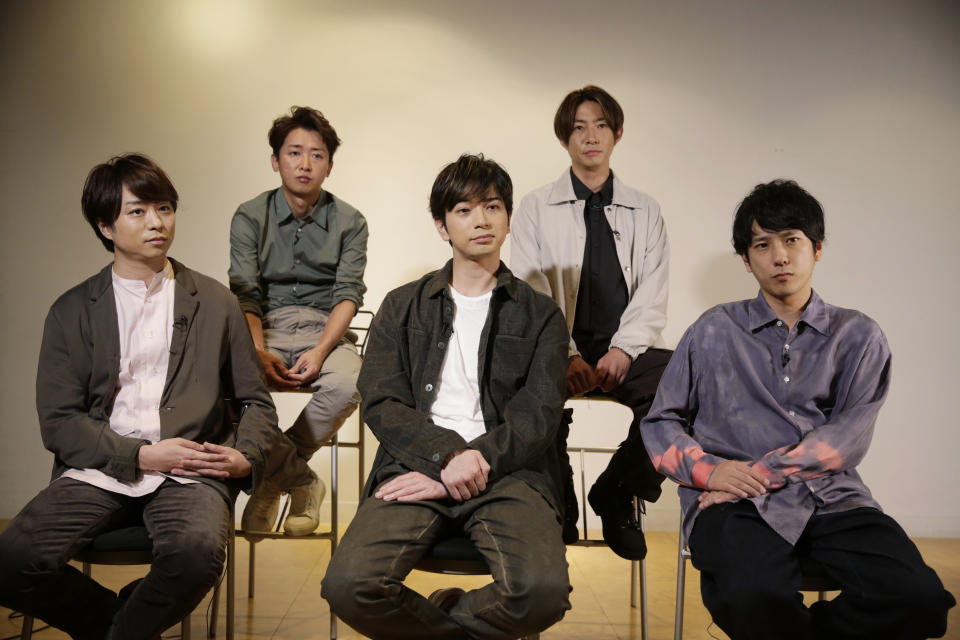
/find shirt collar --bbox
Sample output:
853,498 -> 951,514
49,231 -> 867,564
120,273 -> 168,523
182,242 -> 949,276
111,260 -> 174,296
570,168 -> 614,205
271,188 -> 332,228
747,289 -> 830,335
426,259 -> 520,301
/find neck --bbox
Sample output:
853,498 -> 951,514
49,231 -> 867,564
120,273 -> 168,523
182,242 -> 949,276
762,288 -> 812,331
280,185 -> 321,219
571,164 -> 611,193
113,255 -> 168,286
450,254 -> 499,297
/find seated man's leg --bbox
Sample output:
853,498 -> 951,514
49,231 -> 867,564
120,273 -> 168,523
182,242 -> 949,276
803,507 -> 955,639
0,478 -> 129,640
588,347 -> 672,559
285,338 -> 362,458
322,492 -> 464,640
604,347 -> 673,501
690,500 -> 813,640
111,480 -> 229,639
451,476 -> 571,640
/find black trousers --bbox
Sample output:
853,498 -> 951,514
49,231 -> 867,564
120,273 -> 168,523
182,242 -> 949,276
0,478 -> 230,640
689,501 -> 955,640
581,346 -> 673,502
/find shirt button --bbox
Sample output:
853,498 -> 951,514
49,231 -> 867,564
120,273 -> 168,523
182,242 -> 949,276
425,383 -> 434,392
432,453 -> 440,462
438,342 -> 445,349
624,266 -> 631,272
776,320 -> 783,327
784,344 -> 790,350
295,259 -> 301,265
789,410 -> 796,417
783,376 -> 790,383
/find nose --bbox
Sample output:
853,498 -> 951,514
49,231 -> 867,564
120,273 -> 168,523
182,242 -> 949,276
585,125 -> 599,144
772,241 -> 789,265
145,206 -> 163,229
473,206 -> 492,227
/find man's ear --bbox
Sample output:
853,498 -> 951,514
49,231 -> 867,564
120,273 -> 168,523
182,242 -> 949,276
741,252 -> 753,273
98,222 -> 114,241
814,241 -> 823,262
326,159 -> 334,177
434,216 -> 450,242
614,127 -> 624,144
270,154 -> 280,173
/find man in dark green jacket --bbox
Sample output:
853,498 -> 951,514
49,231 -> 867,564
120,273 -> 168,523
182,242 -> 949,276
0,153 -> 305,639
323,154 -> 571,640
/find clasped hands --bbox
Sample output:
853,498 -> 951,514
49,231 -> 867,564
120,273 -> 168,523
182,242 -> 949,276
567,350 -> 631,397
138,438 -> 251,479
376,449 -> 490,503
257,346 -> 327,390
698,460 -> 771,510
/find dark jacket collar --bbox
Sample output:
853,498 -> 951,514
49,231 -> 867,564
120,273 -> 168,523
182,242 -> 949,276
425,259 -> 521,301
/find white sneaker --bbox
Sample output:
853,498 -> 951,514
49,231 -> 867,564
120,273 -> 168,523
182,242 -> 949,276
241,480 -> 282,533
283,477 -> 325,536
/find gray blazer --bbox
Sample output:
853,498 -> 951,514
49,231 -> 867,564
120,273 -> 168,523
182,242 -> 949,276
35,259 -> 281,502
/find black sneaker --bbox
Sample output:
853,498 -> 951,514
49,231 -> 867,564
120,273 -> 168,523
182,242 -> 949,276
588,473 -> 647,560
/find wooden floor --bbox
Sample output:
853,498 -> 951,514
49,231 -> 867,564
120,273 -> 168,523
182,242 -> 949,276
2,530 -> 957,640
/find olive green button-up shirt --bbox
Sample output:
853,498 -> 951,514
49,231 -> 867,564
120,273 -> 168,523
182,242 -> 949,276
229,188 -> 368,317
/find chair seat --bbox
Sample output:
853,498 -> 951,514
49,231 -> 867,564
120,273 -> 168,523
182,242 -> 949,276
75,526 -> 153,565
415,536 -> 489,576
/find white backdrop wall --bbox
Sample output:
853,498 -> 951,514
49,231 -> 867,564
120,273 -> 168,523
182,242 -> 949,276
1,0 -> 957,536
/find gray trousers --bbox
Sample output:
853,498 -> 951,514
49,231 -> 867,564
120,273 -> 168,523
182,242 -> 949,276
262,306 -> 361,489
322,475 -> 571,640
0,478 -> 229,640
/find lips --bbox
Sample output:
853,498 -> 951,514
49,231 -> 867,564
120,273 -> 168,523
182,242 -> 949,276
472,235 -> 494,243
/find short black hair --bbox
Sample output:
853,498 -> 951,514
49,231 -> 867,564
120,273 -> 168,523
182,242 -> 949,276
732,179 -> 825,256
81,153 -> 179,252
268,106 -> 342,158
429,154 -> 513,223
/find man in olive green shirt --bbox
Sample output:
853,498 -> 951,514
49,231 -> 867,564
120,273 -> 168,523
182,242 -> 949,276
229,106 -> 368,536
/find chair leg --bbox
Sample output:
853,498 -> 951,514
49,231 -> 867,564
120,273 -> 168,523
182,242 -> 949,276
247,540 -> 256,599
19,614 -> 33,640
209,579 -> 220,638
674,540 -> 688,640
227,522 -> 236,640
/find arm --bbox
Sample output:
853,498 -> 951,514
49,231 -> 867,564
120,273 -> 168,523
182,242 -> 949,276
510,195 -> 581,359
36,305 -> 149,483
467,305 -> 569,479
640,327 -> 732,489
228,206 -> 266,318
752,332 -> 892,489
358,295 -> 472,481
609,203 -> 669,359
213,297 -> 283,490
245,312 -> 298,389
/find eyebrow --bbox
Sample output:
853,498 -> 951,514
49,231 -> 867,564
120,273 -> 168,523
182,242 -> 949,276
574,116 -> 608,124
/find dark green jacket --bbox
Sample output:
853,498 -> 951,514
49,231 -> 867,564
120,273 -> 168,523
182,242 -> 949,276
36,259 -> 281,502
359,261 -> 570,513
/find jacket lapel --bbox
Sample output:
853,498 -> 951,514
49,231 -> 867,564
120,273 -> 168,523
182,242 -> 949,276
163,260 -> 199,404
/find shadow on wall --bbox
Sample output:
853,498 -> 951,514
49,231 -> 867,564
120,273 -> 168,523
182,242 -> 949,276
695,252 -> 753,312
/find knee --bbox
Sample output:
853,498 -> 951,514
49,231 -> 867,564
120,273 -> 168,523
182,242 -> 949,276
322,552 -> 398,622
891,571 -> 956,636
152,529 -> 225,592
498,572 -> 571,631
313,371 -> 360,412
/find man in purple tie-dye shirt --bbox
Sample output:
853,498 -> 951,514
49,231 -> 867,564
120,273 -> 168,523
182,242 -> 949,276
641,180 -> 954,639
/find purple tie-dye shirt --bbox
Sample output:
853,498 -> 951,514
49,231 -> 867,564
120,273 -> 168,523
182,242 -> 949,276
641,291 -> 890,545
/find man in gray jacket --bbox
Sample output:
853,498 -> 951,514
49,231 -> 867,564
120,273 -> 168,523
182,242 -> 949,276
511,85 -> 671,560
0,154 -> 304,639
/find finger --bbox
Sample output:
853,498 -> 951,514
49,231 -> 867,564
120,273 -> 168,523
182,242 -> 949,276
171,468 -> 202,477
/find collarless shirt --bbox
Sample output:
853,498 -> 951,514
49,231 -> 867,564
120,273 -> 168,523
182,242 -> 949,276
429,286 -> 492,443
570,169 -> 628,363
229,188 -> 368,317
62,261 -> 194,495
640,291 -> 890,545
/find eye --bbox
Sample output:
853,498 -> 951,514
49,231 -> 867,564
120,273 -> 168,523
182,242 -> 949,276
158,204 -> 173,213
129,208 -> 144,216
290,150 -> 300,157
598,123 -> 607,128
312,153 -> 324,160
786,236 -> 800,244
753,242 -> 768,250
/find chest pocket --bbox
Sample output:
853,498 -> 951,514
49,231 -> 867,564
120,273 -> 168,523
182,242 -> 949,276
488,335 -> 535,400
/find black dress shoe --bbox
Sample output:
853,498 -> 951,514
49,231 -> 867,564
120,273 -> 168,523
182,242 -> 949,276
588,472 -> 647,560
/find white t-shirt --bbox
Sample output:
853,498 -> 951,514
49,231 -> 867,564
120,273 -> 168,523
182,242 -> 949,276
429,286 -> 492,443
